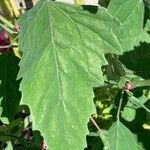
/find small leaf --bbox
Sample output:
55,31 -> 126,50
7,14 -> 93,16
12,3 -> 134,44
108,121 -> 137,150
127,92 -> 150,113
105,54 -> 125,82
6,142 -> 13,150
121,102 -> 136,122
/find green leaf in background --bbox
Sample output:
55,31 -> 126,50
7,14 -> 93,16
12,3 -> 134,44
108,121 -> 137,150
121,101 -> 136,122
137,20 -> 150,44
0,118 -> 23,142
6,142 -> 13,150
108,0 -> 144,52
127,92 -> 150,113
0,52 -> 21,121
104,54 -> 125,82
18,0 -> 122,149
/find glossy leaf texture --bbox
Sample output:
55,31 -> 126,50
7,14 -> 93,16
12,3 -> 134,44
108,0 -> 144,52
108,121 -> 138,150
0,52 -> 21,121
18,0 -> 122,149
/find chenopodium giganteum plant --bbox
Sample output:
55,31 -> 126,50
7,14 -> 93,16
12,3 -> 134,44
16,0 -> 150,149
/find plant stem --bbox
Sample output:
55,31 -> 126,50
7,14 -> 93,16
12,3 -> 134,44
0,45 -> 11,49
0,44 -> 18,49
90,116 -> 102,132
116,90 -> 124,121
133,79 -> 150,88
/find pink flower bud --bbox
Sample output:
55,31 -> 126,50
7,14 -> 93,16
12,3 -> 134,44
14,24 -> 20,32
124,82 -> 134,92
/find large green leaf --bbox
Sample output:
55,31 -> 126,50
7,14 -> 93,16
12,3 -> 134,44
108,121 -> 137,150
0,52 -> 21,121
108,0 -> 144,52
18,0 -> 122,149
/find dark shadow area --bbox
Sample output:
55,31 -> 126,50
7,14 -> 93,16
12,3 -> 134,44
0,52 -> 44,149
82,0 -> 110,11
82,5 -> 98,14
93,86 -> 119,129
13,105 -> 45,150
24,0 -> 34,10
120,87 -> 150,150
119,42 -> 150,79
144,0 -> 150,10
18,0 -> 34,11
0,104 -> 44,149
144,0 -> 150,28
102,53 -> 125,82
0,51 -> 21,121
118,32 -> 150,150
85,134 -> 104,150
144,5 -> 150,27
98,0 -> 110,8
85,86 -> 119,149
121,108 -> 150,149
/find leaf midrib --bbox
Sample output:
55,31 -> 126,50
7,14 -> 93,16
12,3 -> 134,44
47,4 -> 63,104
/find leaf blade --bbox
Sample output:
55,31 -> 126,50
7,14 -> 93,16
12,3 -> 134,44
108,0 -> 144,52
108,121 -> 137,150
18,1 -> 122,149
